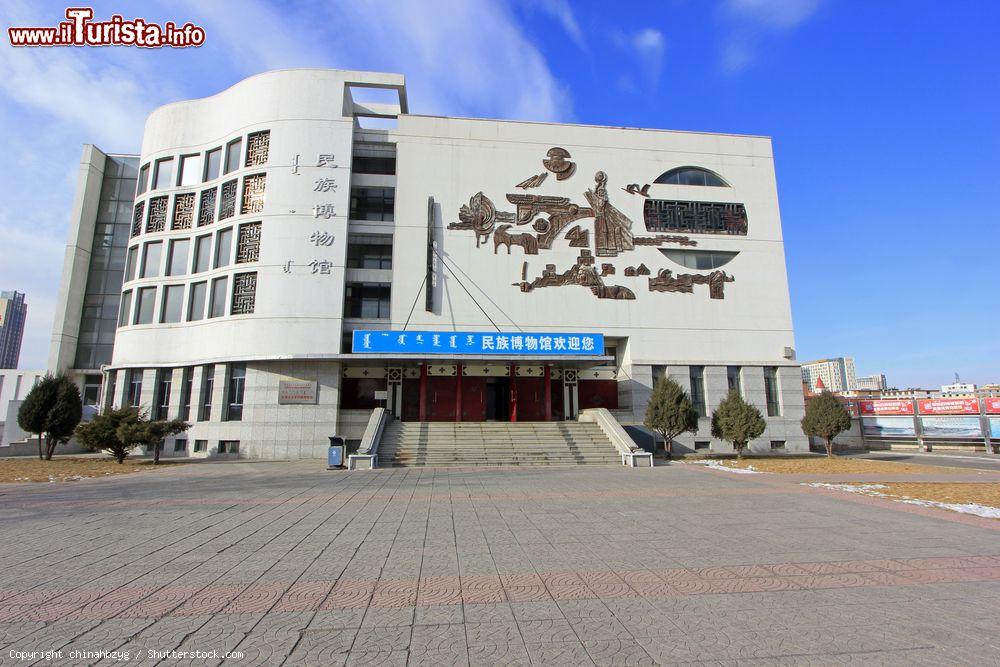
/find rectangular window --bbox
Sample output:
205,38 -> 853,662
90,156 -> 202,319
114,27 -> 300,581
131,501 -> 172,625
770,440 -> 786,450
351,155 -> 396,175
174,439 -> 187,453
224,363 -> 246,422
349,187 -> 395,221
124,246 -> 138,281
166,238 -> 190,276
152,157 -> 174,190
178,154 -> 202,187
694,441 -> 711,450
82,375 -> 101,407
214,228 -> 233,269
727,366 -> 742,395
104,370 -> 117,411
204,147 -> 222,181
224,138 -> 242,174
199,364 -> 214,421
194,439 -> 206,452
160,285 -> 184,323
193,234 -> 212,273
764,367 -> 782,416
689,366 -> 706,417
219,440 -> 240,454
344,282 -> 391,319
126,368 -> 143,407
179,367 -> 193,421
134,287 -> 156,325
118,290 -> 133,327
209,277 -> 228,318
188,281 -> 207,321
346,234 -> 393,269
140,241 -> 163,278
137,164 -> 149,195
152,369 -> 171,420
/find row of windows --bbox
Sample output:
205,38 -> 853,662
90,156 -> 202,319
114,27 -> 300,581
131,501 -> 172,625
119,271 -> 257,326
346,234 -> 393,269
119,363 -> 245,423
125,222 -> 258,284
659,249 -> 738,270
132,172 -> 265,238
657,366 -> 783,418
344,282 -> 391,319
350,187 -> 395,221
137,130 -> 269,196
352,155 -> 396,175
653,167 -> 729,187
141,439 -> 239,455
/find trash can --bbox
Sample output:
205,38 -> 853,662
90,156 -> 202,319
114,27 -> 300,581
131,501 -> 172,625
327,436 -> 346,469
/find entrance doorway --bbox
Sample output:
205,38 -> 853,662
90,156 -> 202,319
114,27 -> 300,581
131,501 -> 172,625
485,377 -> 510,421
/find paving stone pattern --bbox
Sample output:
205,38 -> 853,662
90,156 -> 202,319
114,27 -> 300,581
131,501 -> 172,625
0,462 -> 998,665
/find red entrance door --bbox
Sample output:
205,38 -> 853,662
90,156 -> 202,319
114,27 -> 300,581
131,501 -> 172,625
427,375 -> 459,421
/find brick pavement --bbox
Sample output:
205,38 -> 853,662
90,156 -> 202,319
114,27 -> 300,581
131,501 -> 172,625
0,461 -> 997,665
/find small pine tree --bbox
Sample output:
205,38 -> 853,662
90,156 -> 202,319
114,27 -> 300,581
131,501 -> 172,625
17,374 -> 59,460
801,392 -> 852,457
42,375 -> 83,460
75,407 -> 141,464
643,376 -> 699,459
117,415 -> 190,465
711,389 -> 766,459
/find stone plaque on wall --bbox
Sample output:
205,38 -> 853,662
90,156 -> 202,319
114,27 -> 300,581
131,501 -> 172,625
278,380 -> 318,404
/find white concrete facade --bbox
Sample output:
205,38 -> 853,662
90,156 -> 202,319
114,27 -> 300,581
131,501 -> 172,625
58,68 -> 806,458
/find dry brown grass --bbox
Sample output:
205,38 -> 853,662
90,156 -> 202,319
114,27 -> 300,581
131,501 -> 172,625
0,457 -> 184,483
714,457 -> 970,475
872,483 -> 1000,509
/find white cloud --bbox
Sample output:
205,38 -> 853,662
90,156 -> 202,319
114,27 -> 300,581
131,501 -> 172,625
612,27 -> 666,91
527,0 -> 587,51
632,28 -> 666,87
718,0 -> 822,73
723,0 -> 822,30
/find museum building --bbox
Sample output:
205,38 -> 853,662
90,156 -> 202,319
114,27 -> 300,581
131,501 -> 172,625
49,68 -> 806,459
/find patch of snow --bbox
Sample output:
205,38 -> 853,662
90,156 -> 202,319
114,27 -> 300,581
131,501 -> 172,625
698,460 -> 765,474
803,483 -> 1000,519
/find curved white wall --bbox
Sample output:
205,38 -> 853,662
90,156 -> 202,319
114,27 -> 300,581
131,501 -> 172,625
112,70 -> 382,367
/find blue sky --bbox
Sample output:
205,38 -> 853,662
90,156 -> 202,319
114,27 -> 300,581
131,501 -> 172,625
0,0 -> 997,388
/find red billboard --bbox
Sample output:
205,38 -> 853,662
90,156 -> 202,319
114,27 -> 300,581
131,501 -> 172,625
859,400 -> 914,416
985,397 -> 1000,414
917,398 -> 980,415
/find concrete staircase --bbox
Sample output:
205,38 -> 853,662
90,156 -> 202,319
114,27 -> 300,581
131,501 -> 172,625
377,420 -> 622,467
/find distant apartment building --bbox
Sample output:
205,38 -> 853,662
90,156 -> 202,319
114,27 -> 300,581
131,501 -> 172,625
855,373 -> 887,392
801,357 -> 856,393
0,291 -> 27,369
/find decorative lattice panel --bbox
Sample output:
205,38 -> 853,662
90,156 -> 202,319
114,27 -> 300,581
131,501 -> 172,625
145,196 -> 168,233
236,222 -> 261,263
171,192 -> 195,230
219,179 -> 237,220
131,201 -> 145,237
245,131 -> 270,167
642,200 -> 748,235
198,188 -> 217,227
241,174 -> 266,215
231,272 -> 257,315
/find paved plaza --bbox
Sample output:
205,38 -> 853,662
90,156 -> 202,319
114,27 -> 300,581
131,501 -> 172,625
0,460 -> 998,665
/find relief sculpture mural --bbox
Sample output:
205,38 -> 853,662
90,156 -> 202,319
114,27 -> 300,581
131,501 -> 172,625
447,147 -> 738,300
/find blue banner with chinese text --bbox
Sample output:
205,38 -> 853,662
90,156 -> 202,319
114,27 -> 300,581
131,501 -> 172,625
352,330 -> 604,356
